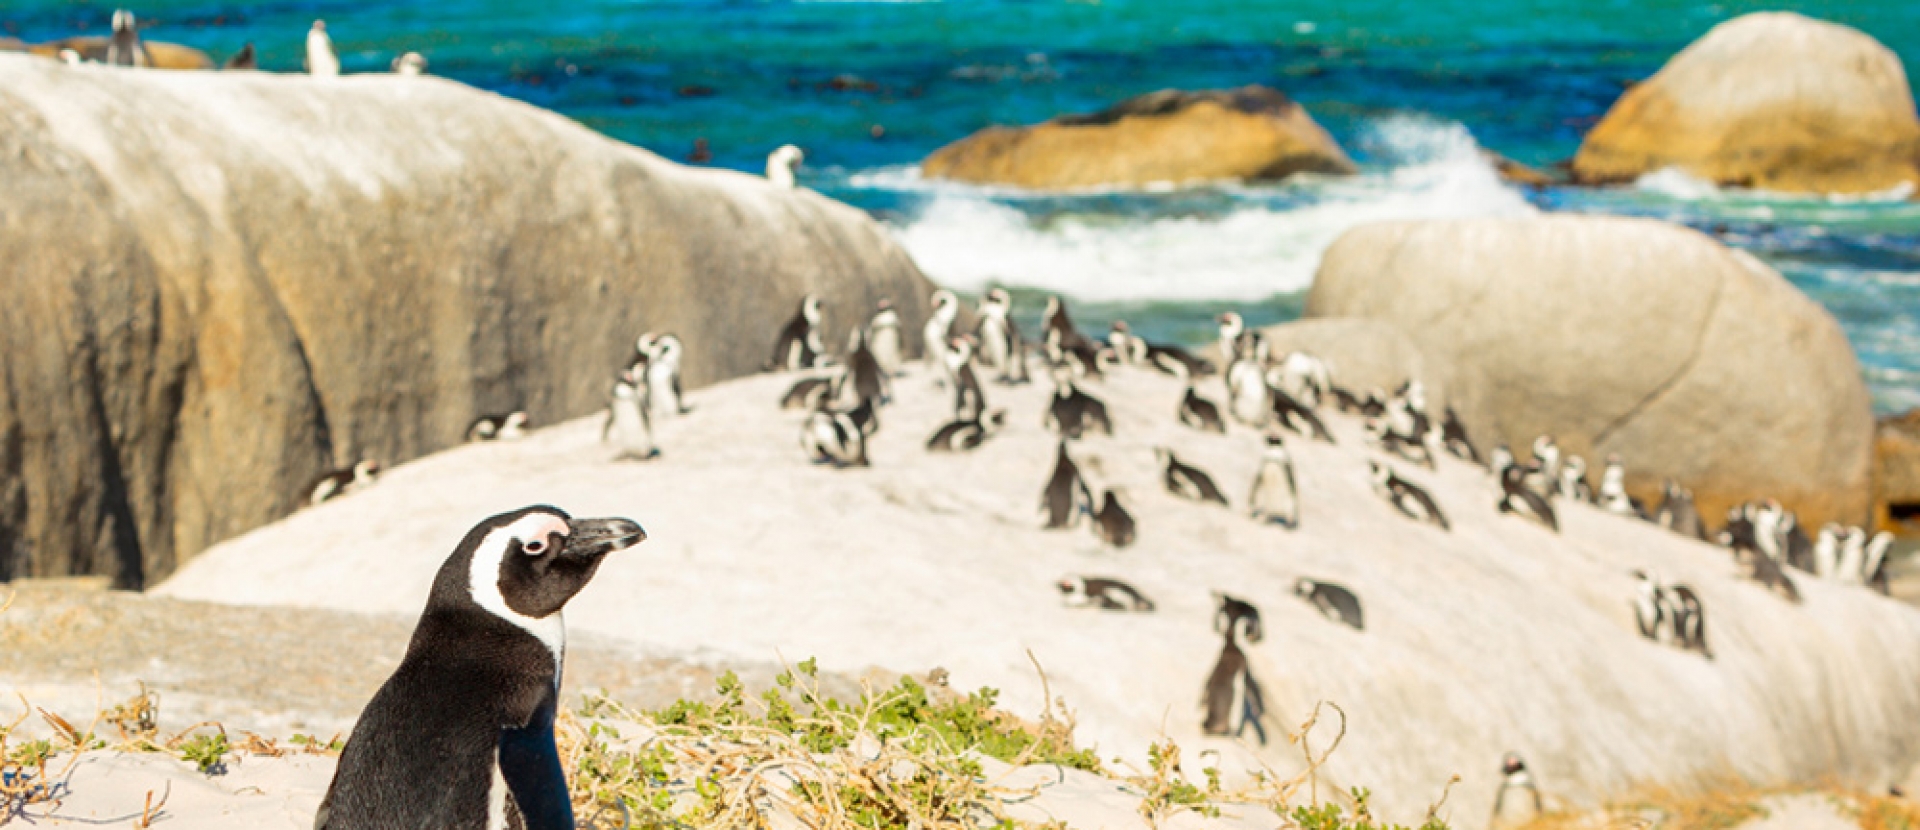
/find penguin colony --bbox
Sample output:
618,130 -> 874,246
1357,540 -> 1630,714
50,9 -> 428,77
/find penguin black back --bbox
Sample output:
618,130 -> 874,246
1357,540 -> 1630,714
317,506 -> 646,830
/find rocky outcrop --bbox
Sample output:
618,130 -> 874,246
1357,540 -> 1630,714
923,86 -> 1356,189
1572,13 -> 1920,194
0,54 -> 932,588
1306,215 -> 1874,527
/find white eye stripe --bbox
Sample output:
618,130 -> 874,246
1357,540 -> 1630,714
469,512 -> 571,671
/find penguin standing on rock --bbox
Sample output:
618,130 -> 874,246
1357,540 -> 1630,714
634,333 -> 690,417
1630,570 -> 1671,643
1040,442 -> 1094,529
223,43 -> 256,70
107,10 -> 152,68
1057,576 -> 1155,612
468,411 -> 529,442
801,398 -> 876,468
1598,454 -> 1648,519
766,145 -> 804,189
779,375 -> 836,411
1559,456 -> 1594,503
1369,461 -> 1448,530
306,20 -> 340,77
308,460 -> 380,506
315,505 -> 646,830
604,368 -> 659,461
1201,594 -> 1266,745
1498,465 -> 1559,532
768,295 -> 826,372
1224,344 -> 1271,428
1177,384 -> 1226,434
925,290 -> 960,385
1489,753 -> 1543,830
926,409 -> 1006,453
1248,435 -> 1299,528
1655,480 -> 1705,540
977,290 -> 1015,373
1267,379 -> 1334,444
1157,448 -> 1228,506
867,299 -> 904,377
1294,579 -> 1363,631
1440,407 -> 1479,463
1091,491 -> 1137,548
1044,370 -> 1112,439
945,336 -> 987,420
391,52 -> 428,75
840,328 -> 890,407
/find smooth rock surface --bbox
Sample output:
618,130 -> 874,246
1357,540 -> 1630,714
0,53 -> 931,587
1306,215 -> 1875,527
1571,12 -> 1920,194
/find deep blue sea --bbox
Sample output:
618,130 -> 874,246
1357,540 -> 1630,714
7,1 -> 1919,412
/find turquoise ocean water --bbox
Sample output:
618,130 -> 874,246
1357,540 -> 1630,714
7,0 -> 1918,412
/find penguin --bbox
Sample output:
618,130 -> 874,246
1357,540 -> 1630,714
1043,372 -> 1112,440
1530,436 -> 1562,491
223,43 -> 256,71
1091,491 -> 1136,548
1294,579 -> 1363,631
1040,442 -> 1094,529
1489,445 -> 1516,483
1057,576 -> 1155,612
1200,599 -> 1266,745
637,333 -> 690,417
106,10 -> 151,68
1752,500 -> 1787,564
468,411 -> 530,442
779,375 -> 837,411
1106,321 -> 1147,367
1813,524 -> 1841,578
800,399 -> 873,468
1440,406 -> 1479,464
1782,514 -> 1814,573
926,409 -> 1006,453
1213,593 -> 1264,644
1489,753 -> 1543,830
1718,504 -> 1759,550
603,369 -> 658,462
1836,526 -> 1867,586
1215,312 -> 1261,367
1654,480 -> 1704,540
1666,583 -> 1712,659
1368,461 -> 1449,530
1276,351 -> 1331,408
60,49 -> 86,66
1865,531 -> 1894,595
1357,388 -> 1388,420
1268,381 -> 1334,444
1177,384 -> 1226,434
1498,464 -> 1559,532
766,145 -> 804,189
1597,454 -> 1647,519
1366,419 -> 1433,470
1733,538 -> 1802,604
308,460 -> 380,506
1560,457 -> 1595,504
1041,295 -> 1080,357
1630,570 -> 1671,643
306,20 -> 340,77
1000,312 -> 1032,385
977,290 -> 1015,372
391,51 -> 428,75
1331,386 -> 1366,415
768,295 -> 825,372
924,290 -> 959,384
945,336 -> 987,420
867,299 -> 905,377
1157,448 -> 1228,506
840,328 -> 890,408
1224,347 -> 1270,428
1146,342 -> 1213,379
314,505 -> 645,830
1248,435 -> 1300,529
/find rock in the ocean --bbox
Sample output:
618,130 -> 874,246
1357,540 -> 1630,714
1307,215 -> 1874,527
923,86 -> 1356,189
1572,12 -> 1920,195
0,53 -> 931,587
28,37 -> 215,70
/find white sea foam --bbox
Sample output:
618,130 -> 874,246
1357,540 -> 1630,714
1634,166 -> 1918,204
868,115 -> 1536,301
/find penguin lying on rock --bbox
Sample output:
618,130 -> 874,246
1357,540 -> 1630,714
317,506 -> 645,830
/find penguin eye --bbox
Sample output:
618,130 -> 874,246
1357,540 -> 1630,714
522,538 -> 548,555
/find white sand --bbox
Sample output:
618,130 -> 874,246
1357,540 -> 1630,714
157,360 -> 1920,828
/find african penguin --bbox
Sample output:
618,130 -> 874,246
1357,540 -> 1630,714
945,336 -> 987,420
1630,570 -> 1672,644
637,333 -> 690,417
1275,352 -> 1331,408
779,375 -> 837,411
1177,384 -> 1226,434
1157,448 -> 1228,506
1654,480 -> 1704,540
1215,312 -> 1262,367
1782,514 -> 1814,573
1489,753 -> 1543,830
1213,593 -> 1264,644
926,409 -> 1006,453
1366,419 -> 1433,469
315,506 -> 645,830
840,328 -> 890,408
1813,524 -> 1841,578
925,290 -> 959,384
867,299 -> 905,377
1044,371 -> 1112,440
1224,348 -> 1271,428
800,398 -> 874,468
1040,442 -> 1094,530
603,369 -> 658,462
1091,491 -> 1137,548
1560,456 -> 1595,503
1201,596 -> 1266,745
1368,461 -> 1449,530
1107,321 -> 1147,367
1331,386 -> 1366,415
391,52 -> 428,75
1267,378 -> 1333,444
1440,406 -> 1479,463
1864,531 -> 1894,594
1666,583 -> 1712,659
107,10 -> 151,68
1836,526 -> 1868,586
60,49 -> 85,66
766,145 -> 804,189
1530,436 -> 1562,490
1057,576 -> 1155,612
1294,579 -> 1363,631
1753,500 -> 1787,564
1598,454 -> 1648,519
977,290 -> 1015,374
768,295 -> 826,372
1498,464 -> 1559,532
308,460 -> 380,506
1248,435 -> 1300,529
1733,538 -> 1802,604
468,411 -> 530,443
306,20 -> 340,77
224,43 -> 256,70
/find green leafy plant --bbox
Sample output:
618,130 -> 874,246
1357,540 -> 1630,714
177,731 -> 230,774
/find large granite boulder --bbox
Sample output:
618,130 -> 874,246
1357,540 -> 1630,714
1572,13 -> 1920,195
1306,215 -> 1874,527
0,54 -> 932,588
923,86 -> 1356,189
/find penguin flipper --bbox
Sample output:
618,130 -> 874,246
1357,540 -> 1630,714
498,700 -> 574,830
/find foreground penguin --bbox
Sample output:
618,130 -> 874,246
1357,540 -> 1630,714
306,20 -> 340,77
768,295 -> 825,372
1057,576 -> 1155,612
1294,578 -> 1363,631
106,10 -> 152,67
1489,753 -> 1543,830
1157,448 -> 1228,506
1369,461 -> 1448,530
1247,435 -> 1300,528
308,460 -> 380,506
315,505 -> 646,830
1201,595 -> 1266,744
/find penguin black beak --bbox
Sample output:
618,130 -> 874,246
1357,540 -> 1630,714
563,517 -> 646,559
